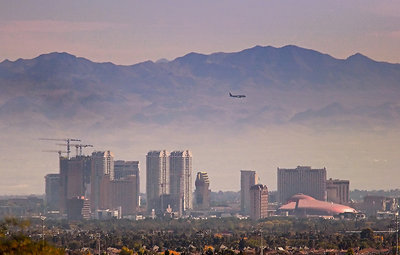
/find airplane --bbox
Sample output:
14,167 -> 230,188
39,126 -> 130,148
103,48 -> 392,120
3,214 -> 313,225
229,92 -> 246,98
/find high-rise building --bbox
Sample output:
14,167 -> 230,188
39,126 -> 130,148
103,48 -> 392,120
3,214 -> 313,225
110,175 -> 138,216
194,172 -> 211,210
93,160 -> 140,216
277,166 -> 326,204
59,156 -> 92,214
241,170 -> 258,214
45,173 -> 60,212
114,160 -> 139,179
249,184 -> 268,220
95,175 -> 138,216
326,178 -> 350,204
91,151 -> 114,180
59,157 -> 70,214
146,150 -> 169,214
91,151 -> 114,212
170,150 -> 193,215
48,149 -> 140,218
114,160 -> 140,208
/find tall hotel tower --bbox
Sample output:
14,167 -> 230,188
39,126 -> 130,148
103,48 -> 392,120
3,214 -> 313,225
91,151 -> 114,211
241,170 -> 258,214
277,166 -> 326,203
146,150 -> 169,213
170,150 -> 193,215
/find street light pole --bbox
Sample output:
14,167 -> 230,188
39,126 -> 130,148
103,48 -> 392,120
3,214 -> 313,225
260,229 -> 263,255
97,233 -> 101,255
396,211 -> 399,255
40,216 -> 46,249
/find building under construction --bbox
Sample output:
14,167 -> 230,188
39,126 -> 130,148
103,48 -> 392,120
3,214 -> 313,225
43,138 -> 140,219
194,172 -> 211,210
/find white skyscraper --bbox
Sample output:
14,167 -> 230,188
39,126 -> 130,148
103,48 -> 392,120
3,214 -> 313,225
170,150 -> 193,215
146,150 -> 169,213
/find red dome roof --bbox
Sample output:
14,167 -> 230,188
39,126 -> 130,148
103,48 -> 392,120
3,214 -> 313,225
279,193 -> 357,216
288,193 -> 316,202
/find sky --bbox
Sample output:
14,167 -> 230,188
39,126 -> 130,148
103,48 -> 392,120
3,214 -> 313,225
1,0 -> 400,195
1,1 -> 400,65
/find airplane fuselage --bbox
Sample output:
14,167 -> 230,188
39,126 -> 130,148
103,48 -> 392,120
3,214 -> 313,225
229,92 -> 246,98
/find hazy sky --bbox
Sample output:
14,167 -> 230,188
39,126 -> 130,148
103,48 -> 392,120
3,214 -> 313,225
1,1 -> 400,65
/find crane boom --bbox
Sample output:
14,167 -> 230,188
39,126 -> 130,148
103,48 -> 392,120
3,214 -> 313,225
42,150 -> 67,157
55,143 -> 94,157
39,138 -> 81,159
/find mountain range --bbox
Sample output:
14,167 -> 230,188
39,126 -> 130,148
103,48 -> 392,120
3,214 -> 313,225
1,45 -> 400,194
1,45 -> 400,131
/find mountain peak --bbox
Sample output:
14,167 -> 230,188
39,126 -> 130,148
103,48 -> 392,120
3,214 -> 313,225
346,53 -> 373,62
35,52 -> 77,61
281,44 -> 302,50
173,52 -> 207,64
3,52 -> 81,66
0,59 -> 12,65
155,58 -> 169,64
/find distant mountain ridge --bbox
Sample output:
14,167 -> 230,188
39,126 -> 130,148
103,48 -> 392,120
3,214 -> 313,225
1,45 -> 400,131
1,45 -> 399,88
2,45 -> 399,93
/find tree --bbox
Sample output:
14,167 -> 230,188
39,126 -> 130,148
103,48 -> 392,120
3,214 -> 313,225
360,228 -> 374,240
120,246 -> 134,255
0,218 -> 64,255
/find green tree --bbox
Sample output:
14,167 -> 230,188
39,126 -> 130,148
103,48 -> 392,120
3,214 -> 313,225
360,228 -> 374,240
0,218 -> 64,255
120,246 -> 134,255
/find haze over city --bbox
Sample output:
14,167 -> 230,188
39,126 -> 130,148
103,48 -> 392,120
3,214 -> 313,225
1,0 -> 400,195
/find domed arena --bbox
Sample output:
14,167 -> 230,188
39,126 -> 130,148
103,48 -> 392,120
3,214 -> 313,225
278,193 -> 357,217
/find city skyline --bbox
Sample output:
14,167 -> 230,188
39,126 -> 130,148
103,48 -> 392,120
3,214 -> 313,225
43,146 -> 353,219
6,141 -> 398,195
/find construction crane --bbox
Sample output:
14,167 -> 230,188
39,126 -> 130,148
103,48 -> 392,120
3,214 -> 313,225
75,144 -> 93,156
55,143 -> 94,157
42,150 -> 67,158
39,138 -> 81,159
